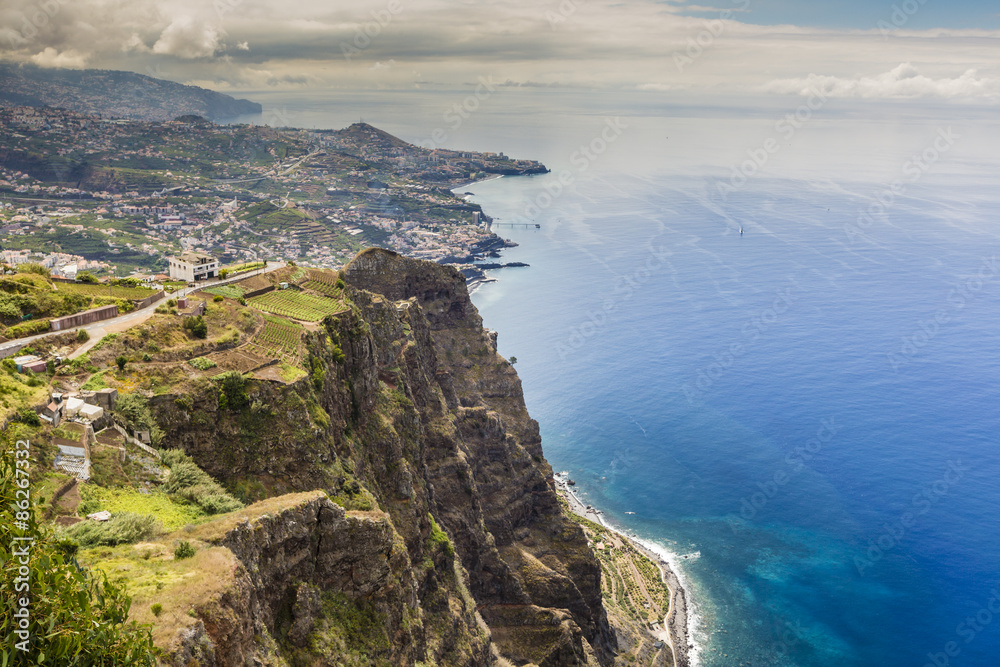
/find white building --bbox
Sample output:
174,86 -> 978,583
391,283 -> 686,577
168,252 -> 219,281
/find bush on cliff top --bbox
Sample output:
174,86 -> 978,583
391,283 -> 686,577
162,449 -> 243,515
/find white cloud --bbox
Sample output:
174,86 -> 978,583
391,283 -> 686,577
122,33 -> 151,53
764,63 -> 1000,99
30,47 -> 86,68
152,17 -> 222,59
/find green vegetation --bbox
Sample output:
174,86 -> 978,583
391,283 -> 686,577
248,289 -> 346,321
303,279 -> 343,298
183,315 -> 208,339
161,449 -> 243,515
173,541 -> 195,560
215,371 -> 250,412
0,443 -> 156,665
114,393 -> 163,445
189,356 -> 217,371
204,284 -> 246,299
248,314 -> 301,359
55,281 -> 157,300
63,512 -> 161,547
428,515 -> 455,557
81,486 -> 207,531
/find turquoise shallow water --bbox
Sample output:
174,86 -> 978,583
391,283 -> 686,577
237,90 -> 1000,666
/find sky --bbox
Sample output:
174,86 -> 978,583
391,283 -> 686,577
0,0 -> 997,102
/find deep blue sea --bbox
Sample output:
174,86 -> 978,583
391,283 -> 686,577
238,90 -> 1000,666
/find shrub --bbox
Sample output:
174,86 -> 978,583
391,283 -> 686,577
18,262 -> 50,278
76,271 -> 98,284
163,450 -> 243,515
167,298 -> 177,307
62,512 -> 160,547
183,315 -> 208,339
115,355 -> 128,372
335,278 -> 346,290
174,541 -> 195,560
216,371 -> 249,411
189,356 -> 217,371
150,603 -> 163,617
428,515 -> 454,557
213,295 -> 224,302
76,328 -> 90,342
11,406 -> 41,426
141,352 -> 152,362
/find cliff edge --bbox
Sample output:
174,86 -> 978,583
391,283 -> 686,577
127,248 -> 617,665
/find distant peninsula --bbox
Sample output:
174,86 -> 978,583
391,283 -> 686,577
0,63 -> 262,121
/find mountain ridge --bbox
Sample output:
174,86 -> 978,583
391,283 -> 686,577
0,62 -> 262,121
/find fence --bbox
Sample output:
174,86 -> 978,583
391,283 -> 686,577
111,422 -> 161,459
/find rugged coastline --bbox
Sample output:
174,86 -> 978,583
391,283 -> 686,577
555,475 -> 693,667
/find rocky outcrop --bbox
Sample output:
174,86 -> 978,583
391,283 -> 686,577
153,248 -> 615,665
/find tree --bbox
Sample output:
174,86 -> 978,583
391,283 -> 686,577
509,356 -> 517,366
218,269 -> 229,279
115,355 -> 128,372
76,271 -> 98,284
183,315 -> 208,339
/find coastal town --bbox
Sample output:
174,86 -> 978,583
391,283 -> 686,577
0,105 -> 546,281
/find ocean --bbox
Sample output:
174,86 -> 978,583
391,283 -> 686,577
236,89 -> 1000,666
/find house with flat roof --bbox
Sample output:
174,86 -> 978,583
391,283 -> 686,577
168,252 -> 219,281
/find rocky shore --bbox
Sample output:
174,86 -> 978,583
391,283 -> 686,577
554,474 -> 692,667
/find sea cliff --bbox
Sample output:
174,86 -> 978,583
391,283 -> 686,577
116,248 -> 618,665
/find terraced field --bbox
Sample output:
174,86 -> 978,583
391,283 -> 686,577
247,289 -> 346,322
246,314 -> 302,359
55,282 -> 157,300
204,284 -> 247,299
302,280 -> 341,298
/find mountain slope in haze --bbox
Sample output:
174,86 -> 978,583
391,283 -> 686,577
0,63 -> 261,121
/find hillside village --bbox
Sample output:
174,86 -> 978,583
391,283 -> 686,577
0,106 -> 545,280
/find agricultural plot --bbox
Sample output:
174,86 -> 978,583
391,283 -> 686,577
247,290 -> 345,322
302,280 -> 341,298
55,282 -> 157,300
204,284 -> 247,299
246,315 -> 302,359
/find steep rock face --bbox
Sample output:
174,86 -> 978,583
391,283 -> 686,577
153,248 -> 614,665
343,249 -> 615,665
163,492 -> 486,666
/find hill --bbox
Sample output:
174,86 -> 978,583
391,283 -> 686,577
0,63 -> 262,121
